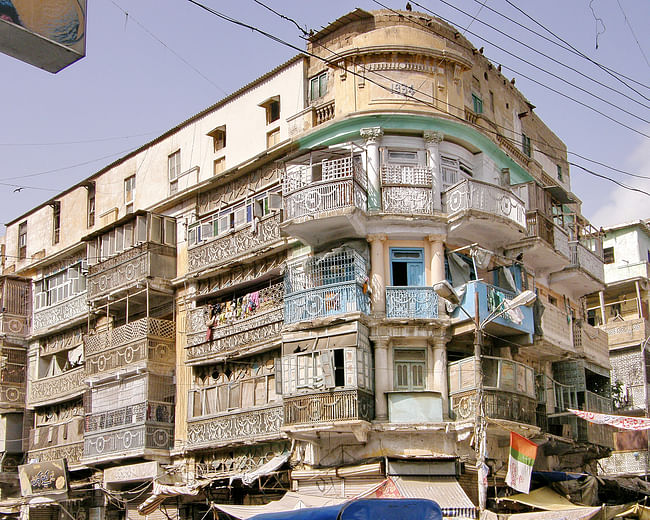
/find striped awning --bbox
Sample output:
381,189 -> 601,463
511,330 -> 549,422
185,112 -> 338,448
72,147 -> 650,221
390,476 -> 477,518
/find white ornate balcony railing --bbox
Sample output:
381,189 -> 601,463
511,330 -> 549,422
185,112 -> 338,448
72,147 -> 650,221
442,179 -> 526,228
28,441 -> 84,466
187,213 -> 281,274
84,424 -> 174,460
187,404 -> 283,449
283,389 -> 374,426
84,318 -> 175,376
84,317 -> 174,356
33,293 -> 87,334
87,243 -> 176,300
573,320 -> 609,368
85,401 -> 175,433
28,367 -> 86,406
450,389 -> 537,425
569,242 -> 604,282
539,305 -> 573,352
381,164 -> 434,215
386,287 -> 439,319
284,281 -> 369,324
602,318 -> 648,347
284,179 -> 367,220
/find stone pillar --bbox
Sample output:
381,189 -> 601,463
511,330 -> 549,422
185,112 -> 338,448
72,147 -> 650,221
361,127 -> 384,211
373,336 -> 391,421
431,333 -> 450,419
428,234 -> 446,316
368,234 -> 387,317
424,130 -> 444,211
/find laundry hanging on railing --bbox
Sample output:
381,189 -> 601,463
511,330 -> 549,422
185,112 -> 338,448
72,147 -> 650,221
569,409 -> 650,430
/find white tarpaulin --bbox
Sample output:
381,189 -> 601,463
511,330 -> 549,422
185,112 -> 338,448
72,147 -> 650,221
230,452 -> 290,486
213,492 -> 347,519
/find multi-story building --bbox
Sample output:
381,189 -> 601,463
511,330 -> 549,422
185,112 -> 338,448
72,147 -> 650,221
0,8 -> 612,520
586,221 -> 650,477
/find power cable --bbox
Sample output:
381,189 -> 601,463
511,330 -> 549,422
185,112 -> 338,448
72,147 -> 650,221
421,0 -> 650,112
405,0 -> 650,135
502,0 -> 650,103
461,0 -> 649,92
106,0 -> 229,96
0,131 -> 156,147
250,0 -> 309,37
615,0 -> 650,69
184,0 -> 650,197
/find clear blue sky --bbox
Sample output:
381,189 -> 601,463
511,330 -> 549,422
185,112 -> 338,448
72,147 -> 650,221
1,0 -> 648,230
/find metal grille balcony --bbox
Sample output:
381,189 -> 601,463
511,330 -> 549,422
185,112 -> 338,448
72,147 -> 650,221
386,287 -> 438,319
381,164 -> 434,215
283,389 -> 374,426
284,282 -> 369,324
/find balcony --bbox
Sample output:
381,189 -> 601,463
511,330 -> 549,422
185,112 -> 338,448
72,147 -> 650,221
381,165 -> 434,215
28,417 -> 84,467
573,320 -> 610,369
385,287 -> 438,320
531,304 -> 575,359
442,179 -> 527,247
0,346 -> 26,410
84,317 -> 175,376
599,451 -> 650,477
506,211 -> 571,274
283,157 -> 367,246
605,261 -> 650,285
83,424 -> 174,463
187,213 -> 282,275
451,281 -> 534,339
601,318 -> 649,348
283,389 -> 374,428
550,242 -> 604,298
448,356 -> 537,426
187,404 -> 284,450
87,242 -> 176,301
85,401 -> 174,433
33,293 -> 87,335
0,276 -> 31,338
186,283 -> 283,365
28,367 -> 86,407
284,282 -> 369,325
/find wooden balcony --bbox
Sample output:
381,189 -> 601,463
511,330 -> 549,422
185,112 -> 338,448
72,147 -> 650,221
28,441 -> 84,467
87,242 -> 176,301
85,401 -> 174,433
0,346 -> 26,410
283,389 -> 374,428
187,213 -> 282,275
385,287 -> 439,319
282,157 -> 367,246
186,404 -> 284,451
0,276 -> 31,339
573,320 -> 610,369
84,317 -> 175,376
381,164 -> 434,215
32,292 -> 87,335
442,179 -> 527,247
83,423 -> 174,464
601,318 -> 649,348
28,367 -> 86,407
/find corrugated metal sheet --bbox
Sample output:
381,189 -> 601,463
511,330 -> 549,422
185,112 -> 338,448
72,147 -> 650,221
393,476 -> 477,518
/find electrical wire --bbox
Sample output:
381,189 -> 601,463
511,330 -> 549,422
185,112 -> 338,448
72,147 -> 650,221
183,0 -> 650,197
502,0 -> 650,102
0,131 -> 157,147
615,0 -> 650,70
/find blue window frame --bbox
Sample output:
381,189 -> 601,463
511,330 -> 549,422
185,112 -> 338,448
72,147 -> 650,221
390,248 -> 425,286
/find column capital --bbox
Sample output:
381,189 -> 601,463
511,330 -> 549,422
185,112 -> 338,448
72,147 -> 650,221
427,233 -> 447,243
368,233 -> 387,243
423,130 -> 444,144
360,126 -> 384,143
370,335 -> 391,348
428,329 -> 451,347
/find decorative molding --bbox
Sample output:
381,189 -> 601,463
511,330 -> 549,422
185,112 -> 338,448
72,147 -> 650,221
33,293 -> 87,333
84,424 -> 173,459
28,441 -> 84,466
29,367 -> 86,406
423,130 -> 444,144
360,126 -> 383,143
86,338 -> 174,375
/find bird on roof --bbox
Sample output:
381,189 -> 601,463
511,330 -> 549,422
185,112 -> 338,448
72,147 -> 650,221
406,2 -> 412,11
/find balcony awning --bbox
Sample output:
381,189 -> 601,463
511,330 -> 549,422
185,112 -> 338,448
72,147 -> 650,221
213,492 -> 347,520
138,480 -> 209,515
230,452 -> 290,486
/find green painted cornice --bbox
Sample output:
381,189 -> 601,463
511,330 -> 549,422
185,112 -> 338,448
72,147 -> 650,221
297,113 -> 534,185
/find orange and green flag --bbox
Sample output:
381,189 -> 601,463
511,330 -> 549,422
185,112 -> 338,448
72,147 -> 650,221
505,431 -> 537,493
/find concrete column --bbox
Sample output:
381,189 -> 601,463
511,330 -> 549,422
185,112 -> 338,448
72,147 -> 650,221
368,234 -> 387,317
431,333 -> 450,419
373,336 -> 391,421
424,130 -> 444,211
599,290 -> 606,325
360,127 -> 384,211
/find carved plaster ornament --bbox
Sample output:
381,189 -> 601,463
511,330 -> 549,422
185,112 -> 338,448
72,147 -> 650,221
423,130 -> 444,144
360,127 -> 384,143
